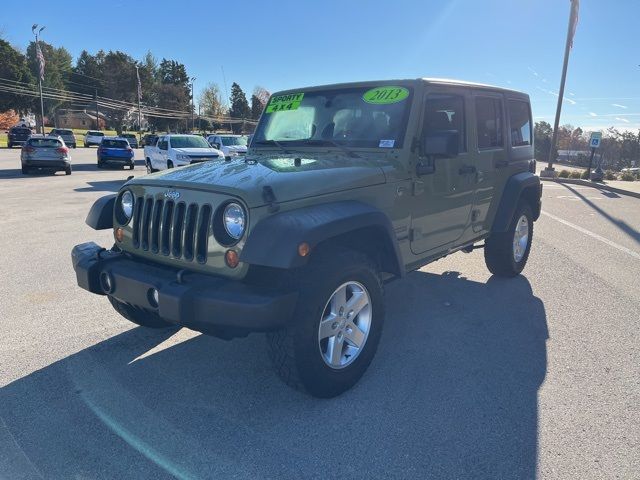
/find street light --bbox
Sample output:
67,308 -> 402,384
190,77 -> 196,132
31,24 -> 46,135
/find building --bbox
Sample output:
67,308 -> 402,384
54,109 -> 106,129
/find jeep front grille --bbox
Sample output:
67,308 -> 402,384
132,196 -> 212,264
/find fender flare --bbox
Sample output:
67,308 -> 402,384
492,172 -> 542,232
86,194 -> 116,230
240,201 -> 404,277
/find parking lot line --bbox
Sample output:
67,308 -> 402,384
541,210 -> 640,260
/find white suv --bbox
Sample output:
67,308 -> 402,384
206,134 -> 248,160
84,130 -> 105,147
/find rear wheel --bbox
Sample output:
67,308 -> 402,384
266,248 -> 384,398
484,201 -> 534,277
65,165 -> 72,175
21,165 -> 29,174
146,158 -> 155,173
108,296 -> 176,329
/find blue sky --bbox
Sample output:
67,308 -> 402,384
1,0 -> 639,132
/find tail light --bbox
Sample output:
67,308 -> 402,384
23,146 -> 35,153
56,146 -> 69,154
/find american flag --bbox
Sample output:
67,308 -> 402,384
136,66 -> 142,101
569,0 -> 579,49
36,43 -> 45,81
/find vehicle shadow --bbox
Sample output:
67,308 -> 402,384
74,180 -> 128,193
0,270 -> 547,479
560,183 -> 640,245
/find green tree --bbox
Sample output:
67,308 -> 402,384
0,39 -> 34,113
534,121 -> 552,162
251,86 -> 270,120
199,82 -> 226,117
229,82 -> 250,133
154,83 -> 190,131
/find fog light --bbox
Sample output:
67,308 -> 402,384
115,227 -> 124,242
225,249 -> 239,268
298,242 -> 310,257
99,272 -> 114,293
147,288 -> 159,308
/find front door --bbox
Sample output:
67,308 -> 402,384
410,90 -> 478,255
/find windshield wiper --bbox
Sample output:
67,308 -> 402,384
253,139 -> 292,154
302,139 -> 361,158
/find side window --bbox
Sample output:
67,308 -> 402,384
475,97 -> 504,149
422,94 -> 466,153
508,100 -> 532,147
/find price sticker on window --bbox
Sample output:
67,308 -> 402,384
266,93 -> 305,113
363,86 -> 409,104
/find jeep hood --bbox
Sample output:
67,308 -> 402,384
129,154 -> 387,207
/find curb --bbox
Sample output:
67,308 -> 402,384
540,177 -> 640,200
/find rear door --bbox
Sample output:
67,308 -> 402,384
468,93 -> 509,235
409,87 -> 478,255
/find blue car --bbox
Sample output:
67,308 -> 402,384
97,137 -> 135,170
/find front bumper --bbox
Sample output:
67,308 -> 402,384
71,242 -> 298,337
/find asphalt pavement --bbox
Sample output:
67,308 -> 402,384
0,148 -> 638,479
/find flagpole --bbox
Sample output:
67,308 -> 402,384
543,0 -> 580,177
32,24 -> 46,135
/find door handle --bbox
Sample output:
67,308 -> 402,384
458,165 -> 476,175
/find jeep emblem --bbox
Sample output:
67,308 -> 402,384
163,190 -> 180,200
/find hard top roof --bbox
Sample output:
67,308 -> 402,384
273,77 -> 527,97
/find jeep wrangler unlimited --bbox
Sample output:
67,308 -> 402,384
71,79 -> 541,398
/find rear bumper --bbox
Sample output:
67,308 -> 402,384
71,242 -> 298,337
23,159 -> 70,168
99,156 -> 134,164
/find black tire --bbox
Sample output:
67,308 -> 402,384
97,159 -> 104,169
65,166 -> 72,175
21,165 -> 29,174
484,201 -> 534,277
167,160 -> 174,169
146,158 -> 155,173
266,247 -> 384,398
108,296 -> 176,329
7,143 -> 12,148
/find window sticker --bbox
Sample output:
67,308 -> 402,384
265,93 -> 305,113
363,86 -> 409,104
379,139 -> 395,148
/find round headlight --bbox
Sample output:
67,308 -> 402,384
223,203 -> 245,240
121,190 -> 134,221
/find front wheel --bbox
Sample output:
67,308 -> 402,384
65,166 -> 72,175
484,201 -> 534,277
21,165 -> 29,174
108,296 -> 176,329
167,160 -> 174,169
266,248 -> 384,398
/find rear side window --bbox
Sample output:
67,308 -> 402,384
28,138 -> 62,147
475,97 -> 503,149
508,100 -> 532,147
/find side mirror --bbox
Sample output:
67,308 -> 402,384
423,130 -> 460,158
213,142 -> 221,149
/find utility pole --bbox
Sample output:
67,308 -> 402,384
31,24 -> 46,135
136,65 -> 143,144
94,88 -> 100,130
542,0 -> 580,177
190,77 -> 196,132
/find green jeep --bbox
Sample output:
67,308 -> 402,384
72,78 -> 541,398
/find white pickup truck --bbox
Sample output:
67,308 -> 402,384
143,134 -> 225,173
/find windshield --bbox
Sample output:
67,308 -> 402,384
170,135 -> 211,148
12,128 -> 31,135
221,136 -> 248,146
87,131 -> 104,136
59,129 -> 73,135
253,85 -> 412,149
102,139 -> 129,148
123,134 -> 135,138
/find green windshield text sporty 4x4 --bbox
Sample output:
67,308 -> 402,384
72,78 -> 541,398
